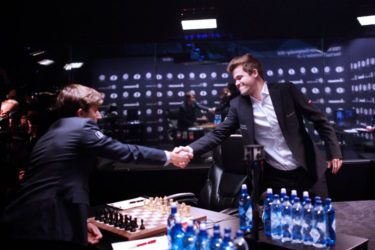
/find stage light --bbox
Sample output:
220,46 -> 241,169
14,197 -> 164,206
181,18 -> 217,30
37,59 -> 54,66
357,15 -> 375,26
64,62 -> 84,70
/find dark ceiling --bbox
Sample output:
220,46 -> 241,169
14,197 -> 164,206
1,0 -> 375,91
3,0 -> 375,46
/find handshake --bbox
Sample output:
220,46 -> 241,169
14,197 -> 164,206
169,146 -> 194,169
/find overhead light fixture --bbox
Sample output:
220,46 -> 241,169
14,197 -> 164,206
181,18 -> 217,30
64,62 -> 84,71
30,50 -> 46,56
357,15 -> 375,26
37,59 -> 54,66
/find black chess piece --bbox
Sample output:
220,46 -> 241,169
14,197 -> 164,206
130,219 -> 137,232
140,219 -> 145,230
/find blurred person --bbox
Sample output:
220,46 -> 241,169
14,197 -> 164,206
215,83 -> 240,121
174,53 -> 342,200
1,84 -> 192,250
177,91 -> 215,129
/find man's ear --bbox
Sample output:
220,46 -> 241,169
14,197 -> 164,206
252,68 -> 259,78
76,108 -> 85,117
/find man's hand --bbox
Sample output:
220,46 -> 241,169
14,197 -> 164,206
209,108 -> 216,114
169,146 -> 194,168
327,158 -> 342,174
87,221 -> 102,245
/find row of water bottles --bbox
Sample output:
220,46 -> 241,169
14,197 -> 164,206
167,203 -> 250,249
263,188 -> 336,248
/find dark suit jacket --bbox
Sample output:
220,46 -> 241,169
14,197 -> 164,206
1,117 -> 167,245
190,82 -> 342,182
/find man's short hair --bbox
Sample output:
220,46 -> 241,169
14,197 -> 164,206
226,53 -> 264,80
56,84 -> 103,118
185,91 -> 195,102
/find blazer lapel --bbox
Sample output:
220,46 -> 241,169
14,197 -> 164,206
239,96 -> 255,144
268,84 -> 287,135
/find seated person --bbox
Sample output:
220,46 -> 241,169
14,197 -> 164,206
177,91 -> 214,129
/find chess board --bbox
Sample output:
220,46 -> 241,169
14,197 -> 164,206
89,204 -> 206,240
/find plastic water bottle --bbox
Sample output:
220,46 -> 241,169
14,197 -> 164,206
281,195 -> 292,242
324,198 -> 336,246
271,194 -> 282,239
183,219 -> 197,249
214,114 -> 221,124
233,230 -> 249,250
314,196 -> 321,207
263,188 -> 273,236
280,188 -> 287,203
209,224 -> 222,250
290,190 -> 297,205
239,184 -> 252,231
302,198 -> 313,245
220,227 -> 235,250
301,191 -> 309,206
195,221 -> 210,250
291,197 -> 303,243
167,203 -> 178,246
312,199 -> 326,248
170,214 -> 185,249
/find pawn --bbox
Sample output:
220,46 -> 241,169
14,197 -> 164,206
140,219 -> 145,230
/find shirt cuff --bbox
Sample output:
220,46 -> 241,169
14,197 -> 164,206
164,151 -> 170,166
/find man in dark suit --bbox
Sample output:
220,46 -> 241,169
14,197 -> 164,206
177,91 -> 215,130
175,54 -> 342,199
1,84 -> 192,249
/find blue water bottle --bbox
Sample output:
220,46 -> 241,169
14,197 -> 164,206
301,191 -> 309,206
220,227 -> 235,250
324,198 -> 336,246
280,188 -> 287,203
312,199 -> 326,248
170,214 -> 185,250
209,224 -> 222,250
271,194 -> 282,240
167,203 -> 178,247
263,188 -> 273,236
281,195 -> 292,242
290,190 -> 297,205
239,184 -> 252,232
233,230 -> 249,250
195,221 -> 210,250
302,197 -> 313,245
183,219 -> 197,249
291,197 -> 303,244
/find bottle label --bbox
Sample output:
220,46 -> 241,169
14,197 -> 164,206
246,207 -> 253,220
310,228 -> 319,242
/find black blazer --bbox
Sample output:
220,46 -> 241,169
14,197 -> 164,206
190,82 -> 342,181
1,117 -> 167,245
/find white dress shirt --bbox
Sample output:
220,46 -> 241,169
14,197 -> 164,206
251,83 -> 300,170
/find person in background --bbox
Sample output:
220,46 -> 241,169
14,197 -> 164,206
215,83 -> 240,122
1,84 -> 192,250
177,91 -> 215,129
174,53 -> 342,200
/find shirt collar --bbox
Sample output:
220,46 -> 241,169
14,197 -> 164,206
250,82 -> 269,102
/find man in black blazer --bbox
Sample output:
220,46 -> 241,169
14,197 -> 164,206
176,54 -> 342,199
1,84 -> 192,249
177,91 -> 215,129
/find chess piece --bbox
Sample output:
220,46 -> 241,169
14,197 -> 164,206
140,219 -> 145,230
